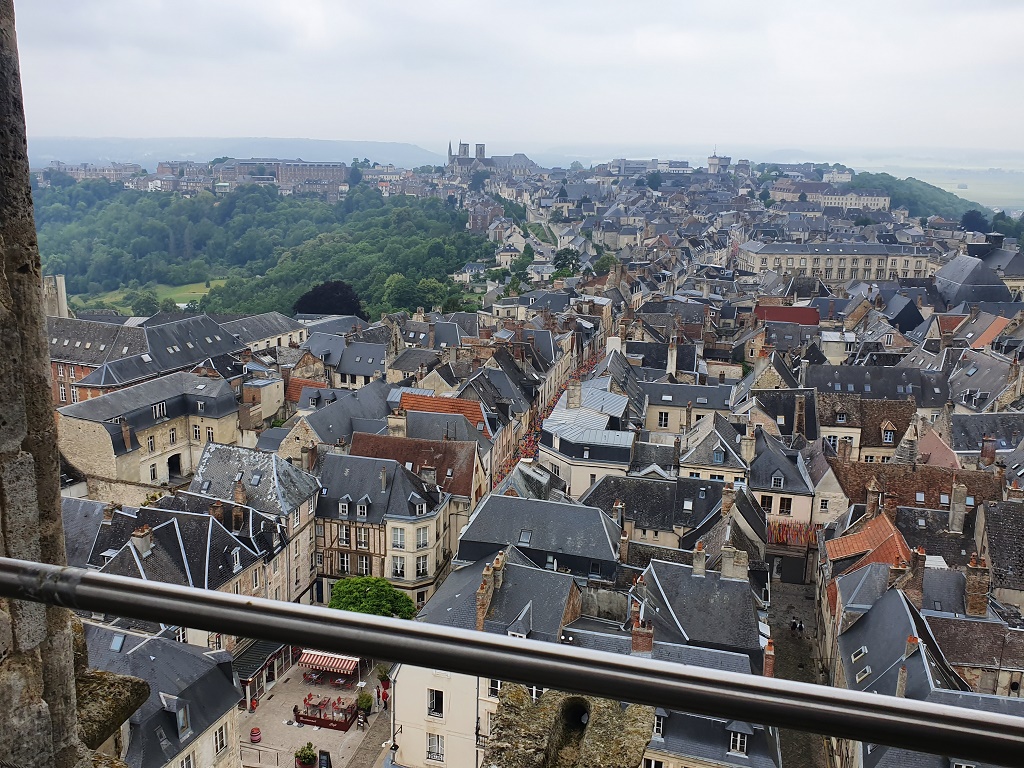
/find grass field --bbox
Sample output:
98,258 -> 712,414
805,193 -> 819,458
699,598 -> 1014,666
528,223 -> 554,244
71,280 -> 227,314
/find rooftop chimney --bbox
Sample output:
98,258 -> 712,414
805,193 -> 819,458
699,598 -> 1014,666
613,498 -> 625,528
949,479 -> 967,534
102,504 -> 116,522
492,551 -> 505,591
120,419 -> 132,452
866,477 -> 881,518
720,545 -> 748,581
381,466 -> 388,493
905,547 -> 926,610
895,665 -> 907,698
618,531 -> 629,564
741,429 -> 756,464
685,401 -> 693,432
980,435 -> 997,467
837,437 -> 852,464
667,336 -> 678,375
794,393 -> 806,437
904,635 -> 919,659
888,554 -> 909,587
966,553 -> 991,618
721,481 -> 736,519
130,525 -> 153,559
719,370 -> 726,384
420,466 -> 437,486
692,540 -> 706,577
387,408 -> 407,438
567,378 -> 582,410
630,604 -> 654,657
763,638 -> 775,678
476,564 -> 495,631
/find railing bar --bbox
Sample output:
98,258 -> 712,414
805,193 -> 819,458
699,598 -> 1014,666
1,557 -> 1022,766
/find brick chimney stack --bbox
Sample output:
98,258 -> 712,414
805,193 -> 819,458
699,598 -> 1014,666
866,477 -> 881,518
741,429 -> 756,464
381,465 -> 388,493
130,525 -> 153,558
763,638 -> 775,678
120,419 -> 132,452
904,635 -> 919,659
949,479 -> 967,534
618,531 -> 629,564
476,564 -> 495,631
721,481 -> 736,519
896,665 -> 907,698
837,437 -> 852,464
567,378 -> 582,410
630,602 -> 654,657
980,435 -> 997,467
888,554 -> 909,587
966,553 -> 991,618
905,548 -> 926,610
492,551 -> 505,591
613,498 -> 625,528
685,401 -> 693,432
794,393 -> 806,438
232,478 -> 247,531
387,408 -> 407,437
693,541 -> 706,577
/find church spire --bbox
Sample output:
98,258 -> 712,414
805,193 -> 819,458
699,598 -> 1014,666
448,141 -> 453,164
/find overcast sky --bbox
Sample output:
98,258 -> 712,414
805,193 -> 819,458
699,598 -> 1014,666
13,1 -> 1024,161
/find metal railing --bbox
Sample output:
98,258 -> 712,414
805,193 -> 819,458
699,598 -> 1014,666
1,556 -> 1023,766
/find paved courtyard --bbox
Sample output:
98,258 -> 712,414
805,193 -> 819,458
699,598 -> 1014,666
238,669 -> 389,768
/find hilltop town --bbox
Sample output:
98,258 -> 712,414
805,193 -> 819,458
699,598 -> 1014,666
36,143 -> 1024,768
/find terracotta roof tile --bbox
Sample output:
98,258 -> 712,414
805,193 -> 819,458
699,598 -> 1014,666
825,514 -> 909,563
286,377 -> 327,403
399,393 -> 492,439
348,432 -> 479,499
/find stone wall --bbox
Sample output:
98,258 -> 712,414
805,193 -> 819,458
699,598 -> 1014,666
0,4 -> 89,762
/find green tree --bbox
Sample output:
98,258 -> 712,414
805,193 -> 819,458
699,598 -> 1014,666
127,289 -> 159,316
382,273 -> 420,310
159,297 -> 179,313
646,171 -> 663,190
442,295 -> 464,313
552,248 -> 581,273
329,576 -> 416,619
348,165 -> 363,186
961,209 -> 991,233
798,192 -> 808,202
469,170 -> 490,192
522,242 -> 535,260
549,208 -> 565,223
759,189 -> 771,204
569,160 -> 584,171
293,280 -> 368,319
593,253 -> 617,274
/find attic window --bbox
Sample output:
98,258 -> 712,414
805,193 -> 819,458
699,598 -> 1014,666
916,491 -> 925,503
837,412 -> 847,423
205,337 -> 213,343
776,415 -> 785,426
661,395 -> 672,402
863,384 -> 871,392
214,335 -> 222,341
771,475 -> 784,489
518,529 -> 532,546
355,356 -> 361,362
122,346 -> 128,354
141,353 -> 152,363
683,499 -> 694,510
250,472 -> 263,487
110,633 -> 125,652
321,487 -> 328,495
966,367 -> 979,377
201,480 -> 211,493
367,358 -> 374,364
855,666 -> 873,684
696,397 -> 708,405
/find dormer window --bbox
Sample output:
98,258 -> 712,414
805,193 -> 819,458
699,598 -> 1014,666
416,503 -> 428,516
653,714 -> 665,738
728,731 -> 748,755
231,548 -> 241,572
357,504 -> 368,517
883,430 -> 895,444
339,501 -> 349,515
713,448 -> 725,464
771,475 -> 784,489
836,412 -> 847,423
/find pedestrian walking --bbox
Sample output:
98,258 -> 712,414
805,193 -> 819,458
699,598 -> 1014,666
798,620 -> 804,636
791,617 -> 797,633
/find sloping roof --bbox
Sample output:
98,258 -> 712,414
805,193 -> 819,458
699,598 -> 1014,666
189,443 -> 320,517
219,311 -> 304,344
85,624 -> 241,768
825,513 -> 911,566
349,432 -> 479,499
400,393 -> 492,439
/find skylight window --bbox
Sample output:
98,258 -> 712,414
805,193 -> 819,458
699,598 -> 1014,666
250,472 -> 263,487
851,646 -> 867,662
661,395 -> 672,402
518,530 -> 532,546
141,353 -> 152,363
855,666 -> 873,684
696,397 -> 708,404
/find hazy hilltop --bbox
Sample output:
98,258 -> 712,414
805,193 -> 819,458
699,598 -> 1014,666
27,136 -> 444,170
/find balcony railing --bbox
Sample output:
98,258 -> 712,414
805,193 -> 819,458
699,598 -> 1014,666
0,555 -> 1022,767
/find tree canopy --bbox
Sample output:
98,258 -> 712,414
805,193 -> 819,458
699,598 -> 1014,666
328,576 -> 416,619
552,248 -> 581,273
847,172 -> 988,220
960,209 -> 991,233
293,280 -> 368,319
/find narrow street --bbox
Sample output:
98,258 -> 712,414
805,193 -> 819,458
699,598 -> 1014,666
766,581 -> 829,768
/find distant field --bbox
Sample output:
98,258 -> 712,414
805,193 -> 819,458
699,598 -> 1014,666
72,280 -> 227,313
860,165 -> 1024,212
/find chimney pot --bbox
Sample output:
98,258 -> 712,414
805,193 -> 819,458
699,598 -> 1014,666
692,541 -> 706,576
763,638 -> 776,678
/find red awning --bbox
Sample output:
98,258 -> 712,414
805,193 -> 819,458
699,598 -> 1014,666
298,650 -> 359,675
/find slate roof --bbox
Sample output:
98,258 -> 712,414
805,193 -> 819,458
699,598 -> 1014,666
61,497 -> 108,568
934,254 -> 1013,307
301,380 -> 392,445
337,341 -> 388,376
806,365 -> 944,408
948,349 -> 1011,413
580,475 -> 723,533
47,316 -> 147,365
949,412 -> 1024,453
219,311 -> 304,345
301,332 -> 347,367
389,347 -> 441,374
635,559 -> 763,669
84,624 -> 241,768
641,382 -> 732,410
748,428 -> 814,495
982,501 -> 1024,592
457,495 -> 620,567
405,411 -> 493,453
189,443 -> 320,517
348,432 -> 479,499
400,393 -> 493,438
894,506 -> 976,569
750,389 -> 819,440
679,413 -> 747,472
417,552 -> 576,644
315,454 -> 442,525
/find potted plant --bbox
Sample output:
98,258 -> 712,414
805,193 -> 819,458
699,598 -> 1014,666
295,742 -> 317,768
375,663 -> 391,690
357,691 -> 373,713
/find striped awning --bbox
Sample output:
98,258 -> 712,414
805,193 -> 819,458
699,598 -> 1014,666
298,650 -> 359,675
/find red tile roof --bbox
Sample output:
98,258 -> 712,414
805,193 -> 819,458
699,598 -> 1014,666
754,305 -> 820,325
825,513 -> 910,564
286,377 -> 328,403
399,393 -> 492,438
349,432 -> 479,499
